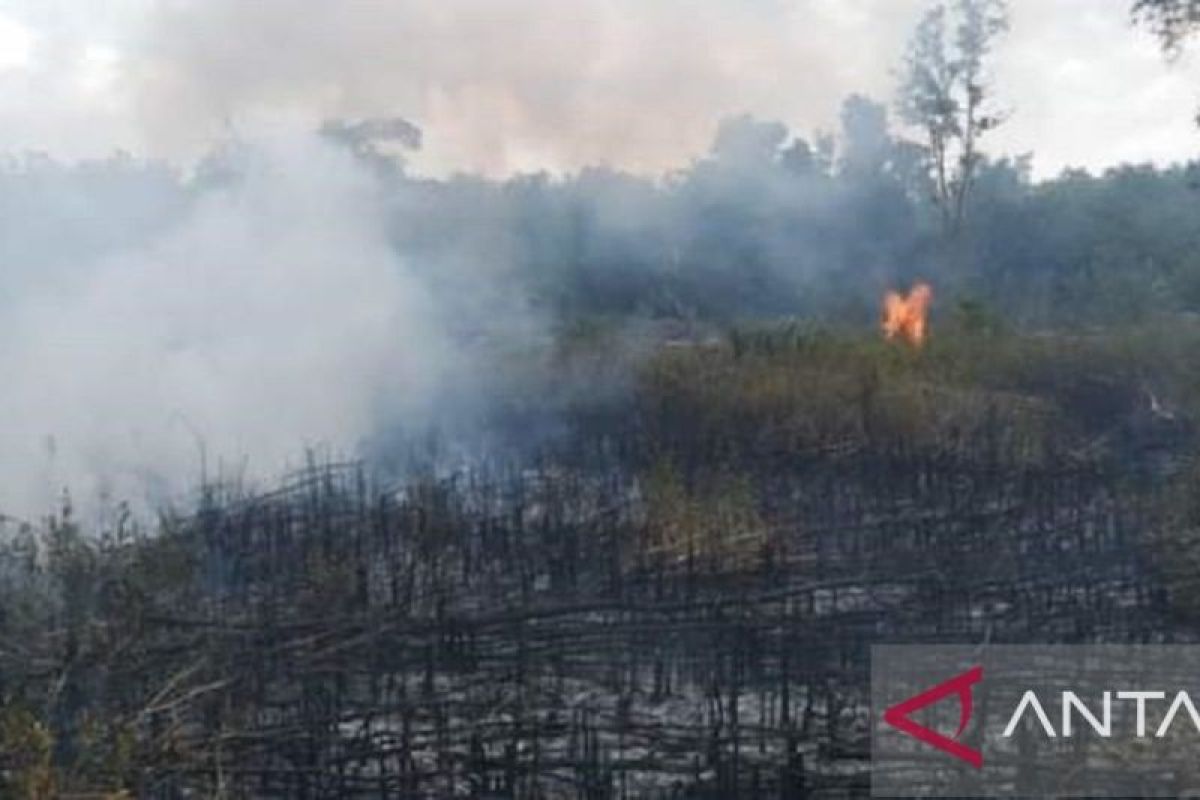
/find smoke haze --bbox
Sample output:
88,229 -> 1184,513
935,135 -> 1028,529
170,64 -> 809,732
0,1 -> 1196,176
0,137 -> 458,517
1,0 -> 1200,518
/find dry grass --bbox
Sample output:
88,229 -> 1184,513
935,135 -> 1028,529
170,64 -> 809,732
636,316 -> 1200,465
639,459 -> 768,570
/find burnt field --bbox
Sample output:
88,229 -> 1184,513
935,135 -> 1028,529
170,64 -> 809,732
11,1 -> 1200,797
3,325 -> 1200,798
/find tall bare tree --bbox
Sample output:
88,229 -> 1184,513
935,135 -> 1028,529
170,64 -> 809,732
897,0 -> 1009,237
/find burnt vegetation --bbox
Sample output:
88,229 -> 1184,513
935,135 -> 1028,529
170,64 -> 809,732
3,325 -> 1200,798
8,1 -> 1200,797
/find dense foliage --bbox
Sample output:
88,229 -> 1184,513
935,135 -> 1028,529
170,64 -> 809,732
8,93 -> 1200,334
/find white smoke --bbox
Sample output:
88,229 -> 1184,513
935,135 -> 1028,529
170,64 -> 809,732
1,0 -> 1195,178
0,135 -> 454,518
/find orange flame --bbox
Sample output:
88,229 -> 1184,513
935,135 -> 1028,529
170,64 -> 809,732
882,282 -> 933,347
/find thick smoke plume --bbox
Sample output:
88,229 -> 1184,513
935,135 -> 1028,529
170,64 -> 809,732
3,1 -> 1200,521
1,1 -> 1193,176
0,136 -> 458,518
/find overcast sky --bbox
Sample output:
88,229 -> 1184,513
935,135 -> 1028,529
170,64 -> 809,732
0,0 -> 1196,179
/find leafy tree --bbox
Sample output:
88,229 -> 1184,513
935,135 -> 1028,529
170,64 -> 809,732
318,116 -> 422,174
1134,0 -> 1200,127
897,0 -> 1009,237
1134,0 -> 1200,53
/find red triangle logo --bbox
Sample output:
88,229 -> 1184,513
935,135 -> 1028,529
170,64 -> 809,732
882,665 -> 983,768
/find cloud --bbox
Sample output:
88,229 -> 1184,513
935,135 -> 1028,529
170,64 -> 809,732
0,11 -> 33,69
991,0 -> 1200,176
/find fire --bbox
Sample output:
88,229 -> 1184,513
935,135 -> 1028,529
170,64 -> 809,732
882,282 -> 933,347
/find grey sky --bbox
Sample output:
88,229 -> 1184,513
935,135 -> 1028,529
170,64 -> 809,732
0,0 -> 1195,178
